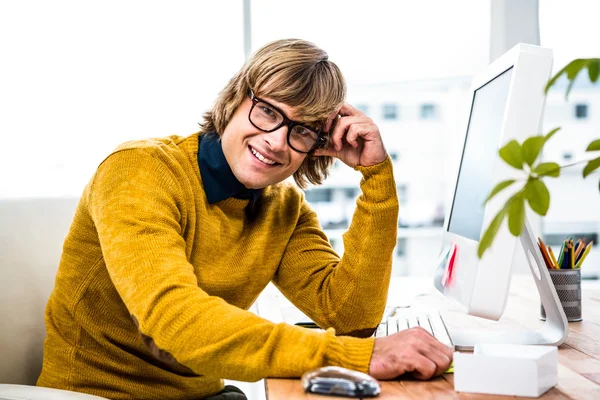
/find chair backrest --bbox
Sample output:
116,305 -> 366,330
0,197 -> 78,384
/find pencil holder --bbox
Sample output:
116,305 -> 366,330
541,269 -> 582,322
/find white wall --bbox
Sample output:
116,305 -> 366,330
0,1 -> 244,198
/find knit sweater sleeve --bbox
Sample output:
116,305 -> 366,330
273,157 -> 399,335
88,148 -> 375,380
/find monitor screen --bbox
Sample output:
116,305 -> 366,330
447,67 -> 514,241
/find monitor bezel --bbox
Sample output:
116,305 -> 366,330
445,65 -> 515,239
437,43 -> 553,321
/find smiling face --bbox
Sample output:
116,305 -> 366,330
201,39 -> 347,188
221,95 -> 309,189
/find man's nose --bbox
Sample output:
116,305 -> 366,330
264,124 -> 289,151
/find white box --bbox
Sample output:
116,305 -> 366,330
454,344 -> 558,397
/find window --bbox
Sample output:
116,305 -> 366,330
344,188 -> 359,199
420,104 -> 438,120
323,219 -> 349,229
396,238 -> 407,257
356,104 -> 369,114
543,233 -> 598,247
540,1 -> 600,271
575,104 -> 588,119
305,188 -> 333,203
329,238 -> 338,249
383,103 -> 398,120
397,184 -> 408,205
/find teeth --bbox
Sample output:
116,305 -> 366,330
251,147 -> 276,165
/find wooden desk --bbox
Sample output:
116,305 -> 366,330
264,276 -> 600,399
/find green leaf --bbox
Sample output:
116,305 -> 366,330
565,59 -> 588,80
586,139 -> 600,152
499,140 -> 524,170
546,59 -> 590,100
484,179 -> 516,204
565,78 -> 577,100
507,193 -> 526,236
544,127 -> 561,143
588,59 -> 600,83
583,156 -> 600,178
477,207 -> 507,258
524,178 -> 550,216
545,63 -> 570,93
534,162 -> 561,178
521,136 -> 546,166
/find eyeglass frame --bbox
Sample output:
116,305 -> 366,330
248,90 -> 327,154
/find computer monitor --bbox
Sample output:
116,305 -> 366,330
434,44 -> 569,349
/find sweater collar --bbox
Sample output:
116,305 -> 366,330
198,133 -> 262,204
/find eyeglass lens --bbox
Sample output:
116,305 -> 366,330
251,100 -> 320,153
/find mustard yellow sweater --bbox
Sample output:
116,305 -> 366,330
37,133 -> 399,399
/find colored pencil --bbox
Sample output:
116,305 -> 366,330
574,240 -> 586,262
575,242 -> 593,269
548,246 -> 559,269
538,239 -> 553,269
557,240 -> 566,269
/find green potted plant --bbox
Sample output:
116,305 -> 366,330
478,58 -> 600,257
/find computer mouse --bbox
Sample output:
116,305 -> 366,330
301,366 -> 381,398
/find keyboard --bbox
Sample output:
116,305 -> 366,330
374,309 -> 454,349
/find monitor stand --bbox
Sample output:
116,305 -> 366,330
450,218 -> 569,351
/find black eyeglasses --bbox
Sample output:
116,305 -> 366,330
248,91 -> 326,154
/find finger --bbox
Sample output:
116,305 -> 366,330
346,125 -> 365,148
330,116 -> 364,150
323,111 -> 340,133
423,330 -> 454,362
409,354 -> 438,381
413,331 -> 453,376
428,335 -> 455,361
313,147 -> 338,157
330,116 -> 369,151
339,103 -> 364,117
346,123 -> 378,148
420,344 -> 452,376
442,342 -> 455,360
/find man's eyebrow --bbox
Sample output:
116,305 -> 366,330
288,110 -> 320,128
300,119 -> 324,131
290,110 -> 324,127
266,99 -> 324,129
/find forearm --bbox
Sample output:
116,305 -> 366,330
275,158 -> 398,335
132,282 -> 375,380
322,157 -> 398,332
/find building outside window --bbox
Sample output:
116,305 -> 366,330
344,187 -> 359,199
356,104 -> 369,114
575,103 -> 588,119
420,104 -> 438,120
396,238 -> 407,257
329,238 -> 338,250
543,233 -> 598,247
396,184 -> 408,205
383,103 -> 398,120
304,188 -> 333,203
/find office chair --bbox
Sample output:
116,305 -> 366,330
0,197 -> 108,399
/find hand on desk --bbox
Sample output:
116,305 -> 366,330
369,327 -> 453,380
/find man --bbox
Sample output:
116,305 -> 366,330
37,39 -> 452,399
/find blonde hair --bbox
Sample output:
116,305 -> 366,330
199,39 -> 346,188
